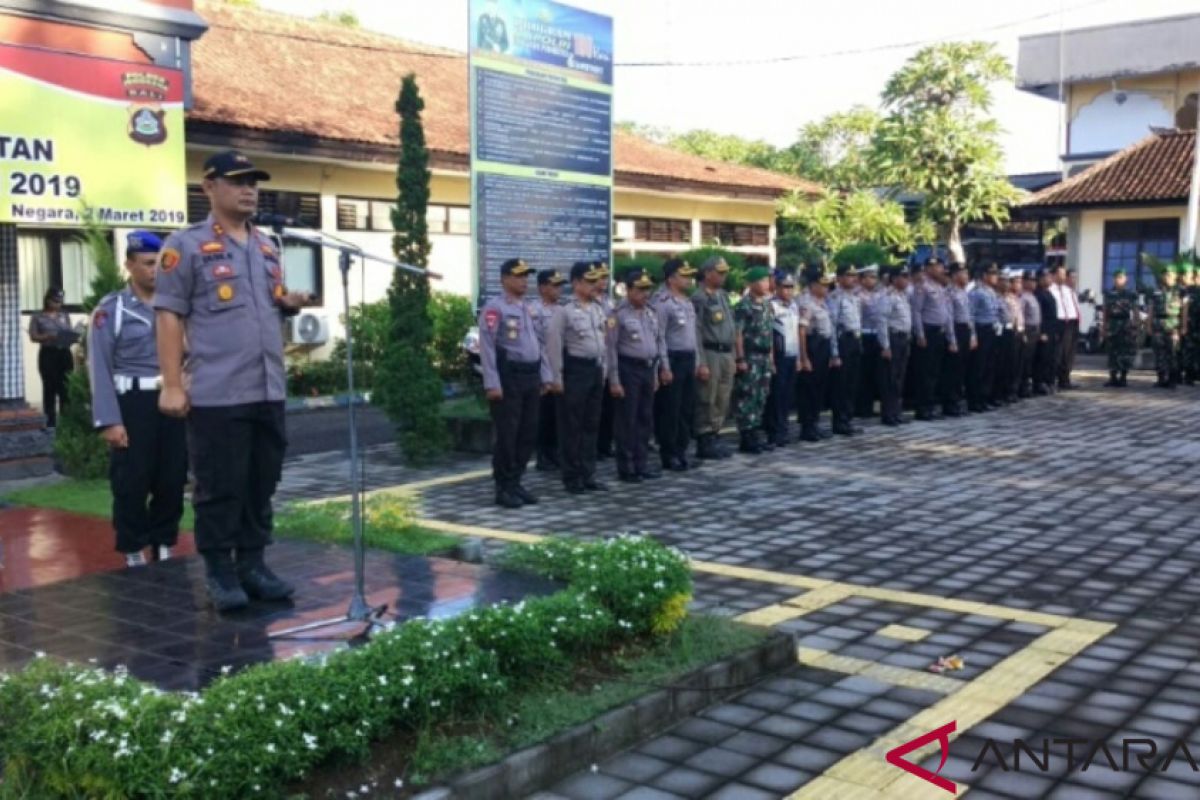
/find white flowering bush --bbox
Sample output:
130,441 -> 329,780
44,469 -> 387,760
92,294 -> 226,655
0,535 -> 691,798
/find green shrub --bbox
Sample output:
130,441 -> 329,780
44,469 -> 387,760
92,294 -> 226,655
428,291 -> 475,384
286,357 -> 350,397
333,300 -> 391,373
833,241 -> 889,268
0,535 -> 691,799
54,214 -> 126,478
613,253 -> 667,283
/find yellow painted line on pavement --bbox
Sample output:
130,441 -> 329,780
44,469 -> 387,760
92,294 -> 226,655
305,469 -> 493,506
417,518 -> 544,544
877,624 -> 931,643
786,622 -> 1114,800
796,647 -> 964,695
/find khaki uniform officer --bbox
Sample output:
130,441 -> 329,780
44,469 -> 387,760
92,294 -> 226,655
692,256 -> 735,460
480,258 -> 554,509
155,150 -> 310,612
546,262 -> 609,494
88,231 -> 187,567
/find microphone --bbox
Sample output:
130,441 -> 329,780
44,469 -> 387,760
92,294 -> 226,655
253,212 -> 299,233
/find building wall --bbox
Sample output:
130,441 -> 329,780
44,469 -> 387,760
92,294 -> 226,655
184,150 -> 778,357
1067,70 -> 1200,157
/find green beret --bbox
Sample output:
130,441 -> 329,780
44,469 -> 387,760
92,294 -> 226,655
746,266 -> 770,283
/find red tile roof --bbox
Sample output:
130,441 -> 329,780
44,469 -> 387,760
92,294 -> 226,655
189,1 -> 817,199
1022,129 -> 1195,210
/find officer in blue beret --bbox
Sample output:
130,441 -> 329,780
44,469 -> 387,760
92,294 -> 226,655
87,231 -> 187,568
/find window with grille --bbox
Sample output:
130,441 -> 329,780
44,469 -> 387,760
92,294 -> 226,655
17,230 -> 101,312
700,221 -> 770,247
187,185 -> 322,229
619,216 -> 690,243
338,197 -> 470,235
1103,219 -> 1179,290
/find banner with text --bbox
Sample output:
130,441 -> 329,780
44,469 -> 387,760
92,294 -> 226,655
470,0 -> 613,300
0,44 -> 186,227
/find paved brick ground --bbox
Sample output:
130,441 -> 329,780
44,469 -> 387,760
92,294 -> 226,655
289,367 -> 1200,799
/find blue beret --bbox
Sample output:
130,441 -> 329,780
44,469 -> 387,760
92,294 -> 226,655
126,230 -> 163,254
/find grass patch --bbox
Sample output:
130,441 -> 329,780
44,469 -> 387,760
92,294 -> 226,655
2,481 -> 456,557
439,394 -> 490,421
402,615 -> 765,786
3,479 -> 196,531
275,496 -> 459,556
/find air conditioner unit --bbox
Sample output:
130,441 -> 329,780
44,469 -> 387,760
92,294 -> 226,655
613,219 -> 635,241
287,311 -> 329,345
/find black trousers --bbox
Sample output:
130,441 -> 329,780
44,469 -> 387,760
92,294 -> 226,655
615,358 -> 655,476
1036,327 -> 1060,389
597,387 -> 615,455
878,332 -> 909,423
916,326 -> 947,415
765,349 -> 798,443
109,389 -> 187,553
994,330 -> 1018,402
942,323 -> 972,413
188,402 -> 286,555
798,335 -> 831,433
654,350 -> 695,462
558,356 -> 603,485
832,333 -> 862,429
969,326 -> 997,409
1019,325 -> 1040,394
38,347 -> 72,428
489,362 -> 540,491
537,393 -> 558,465
1058,321 -> 1079,386
856,334 -> 881,417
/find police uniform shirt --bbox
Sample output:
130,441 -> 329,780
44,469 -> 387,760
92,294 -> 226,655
28,309 -> 73,347
479,294 -> 552,392
533,299 -> 560,346
769,296 -> 800,357
153,215 -> 289,407
828,287 -> 863,336
1002,293 -> 1023,332
1020,290 -> 1042,329
797,292 -> 836,356
693,287 -> 735,347
546,298 -> 608,384
950,286 -> 976,339
87,286 -> 159,428
653,291 -> 698,353
607,302 -> 663,388
911,282 -> 957,348
877,287 -> 912,352
969,284 -> 1003,330
860,288 -> 887,336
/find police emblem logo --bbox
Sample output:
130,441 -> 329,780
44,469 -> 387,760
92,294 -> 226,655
122,72 -> 170,147
212,264 -> 234,279
160,248 -> 181,273
201,242 -> 224,254
606,317 -> 617,329
484,308 -> 500,332
217,284 -> 235,302
93,309 -> 108,329
713,312 -> 724,322
212,222 -> 225,237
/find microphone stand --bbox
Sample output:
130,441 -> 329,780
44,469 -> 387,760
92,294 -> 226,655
268,226 -> 441,641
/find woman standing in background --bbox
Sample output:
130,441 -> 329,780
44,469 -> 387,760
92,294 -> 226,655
27,286 -> 75,429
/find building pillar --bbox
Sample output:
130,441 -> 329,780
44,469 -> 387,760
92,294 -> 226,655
0,223 -> 52,479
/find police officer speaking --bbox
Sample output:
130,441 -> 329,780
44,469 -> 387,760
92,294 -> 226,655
88,231 -> 187,568
155,150 -> 311,612
480,258 -> 553,509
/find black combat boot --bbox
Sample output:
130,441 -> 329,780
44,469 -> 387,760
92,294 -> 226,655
1104,371 -> 1120,387
695,434 -> 717,460
204,550 -> 249,612
738,430 -> 762,454
236,548 -> 295,601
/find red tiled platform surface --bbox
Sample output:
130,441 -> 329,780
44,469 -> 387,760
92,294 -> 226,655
0,509 -> 558,691
0,506 -> 196,593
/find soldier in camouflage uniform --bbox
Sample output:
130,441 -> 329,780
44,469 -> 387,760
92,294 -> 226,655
733,266 -> 775,454
1147,265 -> 1183,388
1181,265 -> 1200,385
1101,268 -> 1138,387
